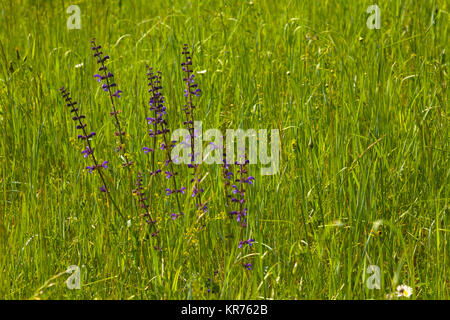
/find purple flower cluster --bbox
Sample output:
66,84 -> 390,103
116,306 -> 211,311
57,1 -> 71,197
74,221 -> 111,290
181,44 -> 206,213
238,238 -> 255,248
90,38 -> 132,167
60,87 -> 109,194
181,45 -> 200,159
86,161 -> 108,173
227,151 -> 255,272
217,143 -> 256,269
60,42 -> 262,262
229,155 -> 254,226
145,67 -> 184,219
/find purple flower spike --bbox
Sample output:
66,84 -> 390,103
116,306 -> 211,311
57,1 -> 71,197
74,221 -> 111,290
91,38 -> 130,168
180,45 -> 206,207
226,150 -> 253,227
112,90 -> 122,98
61,87 -> 112,207
145,66 -> 184,222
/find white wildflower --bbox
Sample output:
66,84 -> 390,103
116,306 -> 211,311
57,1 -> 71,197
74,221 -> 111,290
396,284 -> 413,298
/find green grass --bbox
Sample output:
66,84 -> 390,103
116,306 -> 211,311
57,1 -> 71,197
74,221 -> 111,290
0,0 -> 448,299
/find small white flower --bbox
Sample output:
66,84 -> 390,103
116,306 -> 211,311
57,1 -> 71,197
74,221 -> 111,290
196,69 -> 207,74
396,284 -> 413,298
75,63 -> 83,68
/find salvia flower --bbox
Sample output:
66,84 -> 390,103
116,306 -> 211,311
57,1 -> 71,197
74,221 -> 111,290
192,186 -> 204,198
150,169 -> 162,176
112,90 -> 122,98
146,66 -> 184,219
60,87 -> 111,196
165,171 -> 177,179
239,238 -> 255,249
222,149 -> 254,246
90,38 -> 132,168
81,146 -> 93,158
221,140 -> 235,207
181,44 -> 205,212
231,151 -> 253,227
86,160 -> 108,174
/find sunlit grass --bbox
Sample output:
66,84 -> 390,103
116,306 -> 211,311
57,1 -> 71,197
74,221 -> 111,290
0,0 -> 448,299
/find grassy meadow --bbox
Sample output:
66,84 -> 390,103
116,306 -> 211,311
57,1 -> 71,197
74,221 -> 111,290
0,0 -> 448,299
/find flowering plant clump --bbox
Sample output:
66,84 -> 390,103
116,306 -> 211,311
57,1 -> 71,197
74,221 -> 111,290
59,39 -> 258,280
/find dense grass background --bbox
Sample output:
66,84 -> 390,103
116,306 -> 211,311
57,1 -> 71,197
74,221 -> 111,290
0,0 -> 448,299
